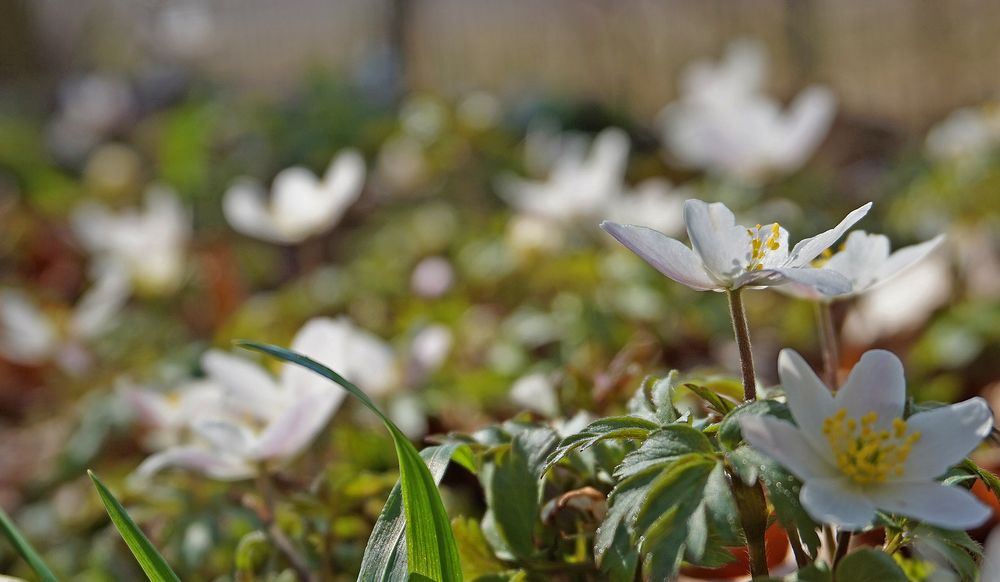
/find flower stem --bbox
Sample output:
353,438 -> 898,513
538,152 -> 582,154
727,288 -> 757,401
815,302 -> 839,390
786,524 -> 811,568
729,470 -> 769,577
256,471 -> 317,582
883,531 -> 904,555
833,530 -> 852,566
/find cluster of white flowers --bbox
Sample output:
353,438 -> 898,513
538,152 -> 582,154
124,317 -> 451,480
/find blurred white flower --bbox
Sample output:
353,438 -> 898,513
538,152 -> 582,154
843,253 -> 952,344
0,269 -> 129,371
925,106 -> 1000,162
457,91 -> 502,130
223,150 -> 365,244
152,1 -> 214,60
410,256 -> 455,298
606,178 -> 690,237
72,186 -> 190,294
506,214 -> 566,257
522,121 -> 589,177
740,349 -> 992,529
510,372 -> 560,418
778,231 -> 945,301
136,316 -> 398,480
602,199 -> 869,294
408,324 -> 453,374
120,378 -> 224,450
660,39 -> 836,183
47,74 -> 133,161
400,96 -> 448,143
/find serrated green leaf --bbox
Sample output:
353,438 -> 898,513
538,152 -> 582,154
963,459 -> 1000,500
683,382 -> 737,415
634,454 -> 715,534
240,341 -> 461,582
0,505 -> 58,582
909,525 -> 981,582
627,372 -> 680,424
594,469 -> 656,581
544,416 -> 658,471
614,425 -> 716,480
88,470 -> 181,582
834,548 -> 908,582
719,399 -> 792,451
359,444 -> 471,581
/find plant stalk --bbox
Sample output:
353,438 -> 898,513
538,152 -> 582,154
833,530 -> 852,566
729,470 -> 769,577
786,524 -> 811,568
256,471 -> 317,582
815,302 -> 839,390
727,288 -> 757,402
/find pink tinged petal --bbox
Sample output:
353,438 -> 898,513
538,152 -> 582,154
787,202 -> 873,267
683,199 -> 752,280
800,478 -> 877,529
878,235 -> 946,286
777,349 -> 837,460
902,397 -> 994,480
833,350 -> 905,428
866,481 -> 992,529
600,222 -> 719,291
135,446 -> 256,481
739,416 -> 838,480
251,390 -> 341,461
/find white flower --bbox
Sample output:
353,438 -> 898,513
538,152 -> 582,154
223,150 -> 365,244
410,256 -> 454,298
47,74 -> 133,160
121,378 -> 225,450
136,316 -> 398,480
72,186 -> 190,294
601,199 -> 870,294
0,269 -> 129,370
660,39 -> 836,183
925,106 -> 1000,162
510,372 -> 560,418
778,231 -> 945,301
739,349 -> 993,529
606,178 -> 689,237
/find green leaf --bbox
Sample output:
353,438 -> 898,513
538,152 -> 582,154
963,458 -> 1000,500
359,444 -> 472,581
834,548 -> 909,582
0,505 -> 58,582
240,341 -> 462,582
683,382 -> 737,415
614,425 -> 716,480
594,469 -> 655,581
452,517 -> 508,580
627,372 -> 680,424
909,525 -> 981,582
88,470 -> 181,582
751,561 -> 831,581
718,399 -> 791,451
544,416 -> 658,471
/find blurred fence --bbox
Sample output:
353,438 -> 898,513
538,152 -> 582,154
14,0 -> 1000,128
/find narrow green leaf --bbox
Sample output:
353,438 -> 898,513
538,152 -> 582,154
834,548 -> 908,582
683,383 -> 737,415
0,505 -> 58,582
88,470 -> 181,582
240,341 -> 462,582
544,416 -> 658,471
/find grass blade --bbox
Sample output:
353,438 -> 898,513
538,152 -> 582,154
0,505 -> 58,582
88,470 -> 181,582
238,341 -> 463,582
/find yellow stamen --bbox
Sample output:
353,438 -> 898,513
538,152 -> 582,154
746,222 -> 784,271
823,408 -> 922,485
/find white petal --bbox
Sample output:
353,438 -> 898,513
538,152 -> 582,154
0,291 -> 58,364
823,230 -> 891,292
201,350 -> 284,419
271,166 -> 333,241
70,267 -> 130,339
509,372 -> 560,418
878,235 -> 946,287
800,478 -> 877,529
322,148 -> 366,202
738,416 -> 837,480
787,202 -> 873,266
251,389 -> 340,461
902,397 -> 994,480
753,266 -> 851,295
833,350 -> 905,428
777,349 -> 836,461
600,222 -> 719,291
770,87 -> 837,172
222,179 -> 286,243
866,481 -> 991,529
191,418 -> 256,456
683,199 -> 752,280
135,446 -> 256,481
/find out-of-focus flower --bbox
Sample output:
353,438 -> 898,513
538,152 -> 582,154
457,91 -> 502,130
410,256 -> 455,298
601,199 -> 869,294
400,96 -> 448,143
0,269 -> 129,372
925,106 -> 1000,162
408,324 -> 453,375
152,1 -> 214,60
510,372 -> 560,418
47,74 -> 133,161
136,317 -> 398,480
660,39 -> 836,183
522,121 -> 589,177
375,135 -> 429,193
506,214 -> 566,257
223,150 -> 365,244
72,186 -> 190,294
778,231 -> 945,301
740,349 -> 992,529
606,178 -> 690,237
120,378 -> 224,450
843,253 -> 952,344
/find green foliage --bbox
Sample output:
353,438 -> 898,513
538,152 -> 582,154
88,470 -> 182,582
241,342 -> 462,582
834,548 -> 909,582
0,505 -> 59,582
544,416 -> 658,471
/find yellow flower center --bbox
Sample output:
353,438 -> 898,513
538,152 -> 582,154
746,223 -> 782,271
822,408 -> 921,485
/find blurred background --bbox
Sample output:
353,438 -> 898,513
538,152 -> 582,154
1,0 -> 999,579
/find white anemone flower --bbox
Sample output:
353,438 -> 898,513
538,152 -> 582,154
739,349 -> 993,530
510,372 -> 560,418
136,316 -> 399,480
925,106 -> 1000,162
0,269 -> 129,371
660,39 -> 836,183
778,230 -> 945,301
223,149 -> 366,244
121,378 -> 225,450
601,199 -> 870,294
72,186 -> 190,294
